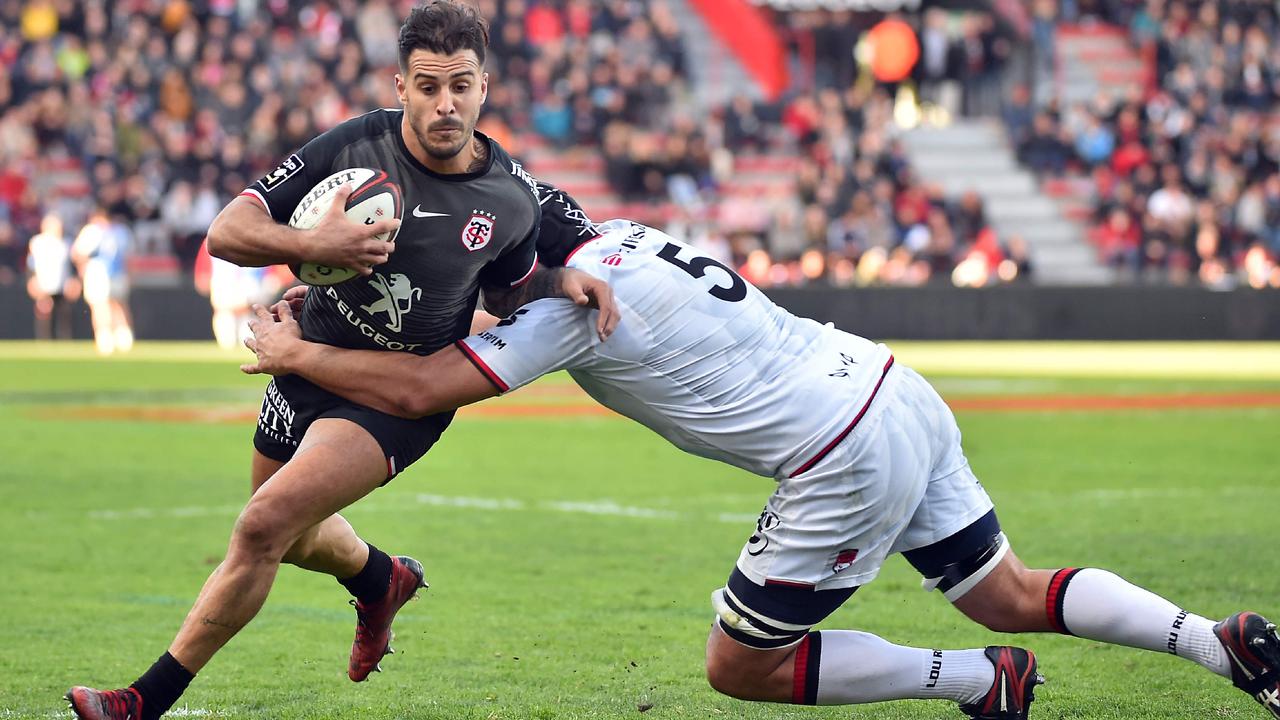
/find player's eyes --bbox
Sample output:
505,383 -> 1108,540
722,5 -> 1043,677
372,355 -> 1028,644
454,84 -> 469,92
419,85 -> 435,94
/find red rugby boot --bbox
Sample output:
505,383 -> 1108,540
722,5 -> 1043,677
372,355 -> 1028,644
348,555 -> 428,682
960,646 -> 1044,720
65,686 -> 143,720
1215,611 -> 1280,718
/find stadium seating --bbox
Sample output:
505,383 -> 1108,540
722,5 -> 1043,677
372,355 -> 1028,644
1007,1 -> 1279,289
1,0 -> 1274,291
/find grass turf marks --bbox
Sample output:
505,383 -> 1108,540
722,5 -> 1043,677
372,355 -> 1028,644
1,342 -> 1277,719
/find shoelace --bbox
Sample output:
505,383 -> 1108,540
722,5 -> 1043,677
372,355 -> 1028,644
350,599 -> 372,638
102,689 -> 139,718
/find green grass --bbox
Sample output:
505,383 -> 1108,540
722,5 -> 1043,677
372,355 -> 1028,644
1,341 -> 1278,719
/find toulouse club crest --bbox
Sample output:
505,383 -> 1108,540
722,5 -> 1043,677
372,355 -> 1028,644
462,210 -> 496,252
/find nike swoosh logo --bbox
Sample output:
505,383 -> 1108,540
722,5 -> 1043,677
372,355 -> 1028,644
412,206 -> 450,218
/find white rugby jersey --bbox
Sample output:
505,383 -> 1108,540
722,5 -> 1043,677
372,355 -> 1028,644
457,220 -> 895,479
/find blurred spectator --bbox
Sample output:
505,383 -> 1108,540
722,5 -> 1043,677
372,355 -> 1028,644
916,8 -> 960,116
1019,113 -> 1071,176
723,95 -> 765,153
949,190 -> 988,245
1030,0 -> 1058,100
1006,235 -> 1033,281
957,14 -> 1006,117
1002,84 -> 1035,148
26,212 -> 79,339
1096,207 -> 1142,276
71,208 -> 132,355
1265,176 -> 1280,256
0,220 -> 18,286
1074,114 -> 1115,168
1147,165 -> 1194,246
195,239 -> 288,351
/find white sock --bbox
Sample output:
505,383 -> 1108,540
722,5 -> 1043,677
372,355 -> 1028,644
1053,568 -> 1230,677
798,630 -> 994,706
115,325 -> 134,352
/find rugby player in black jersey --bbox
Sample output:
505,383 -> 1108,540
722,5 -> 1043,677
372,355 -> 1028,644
66,4 -> 616,719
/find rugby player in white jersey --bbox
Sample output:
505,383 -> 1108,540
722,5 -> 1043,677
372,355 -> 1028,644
242,185 -> 1280,719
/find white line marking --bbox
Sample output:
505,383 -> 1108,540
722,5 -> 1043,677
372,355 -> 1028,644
83,495 -> 720,524
413,493 -> 525,510
83,486 -> 1279,526
88,505 -> 243,521
545,500 -> 678,520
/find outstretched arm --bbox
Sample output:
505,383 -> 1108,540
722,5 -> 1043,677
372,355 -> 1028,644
242,303 -> 498,418
482,266 -> 618,341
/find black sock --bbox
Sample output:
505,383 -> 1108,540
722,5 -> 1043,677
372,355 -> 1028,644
130,652 -> 193,720
338,543 -> 393,604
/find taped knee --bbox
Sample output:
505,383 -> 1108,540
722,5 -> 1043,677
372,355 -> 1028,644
920,531 -> 1009,602
711,587 -> 812,649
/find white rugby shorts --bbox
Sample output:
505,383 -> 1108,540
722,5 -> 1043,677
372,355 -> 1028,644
735,364 -> 994,590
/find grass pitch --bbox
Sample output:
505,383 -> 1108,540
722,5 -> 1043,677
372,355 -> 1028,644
1,341 -> 1278,719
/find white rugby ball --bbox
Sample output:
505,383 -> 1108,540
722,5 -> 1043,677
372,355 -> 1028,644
288,168 -> 402,285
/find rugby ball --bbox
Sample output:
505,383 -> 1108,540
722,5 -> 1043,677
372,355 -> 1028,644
288,168 -> 402,285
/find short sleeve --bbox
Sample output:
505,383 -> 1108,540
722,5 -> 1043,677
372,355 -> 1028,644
241,132 -> 347,223
455,298 -> 594,393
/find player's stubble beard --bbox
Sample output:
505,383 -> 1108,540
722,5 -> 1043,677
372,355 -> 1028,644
409,110 -> 480,166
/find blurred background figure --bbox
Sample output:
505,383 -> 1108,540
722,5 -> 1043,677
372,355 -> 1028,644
26,212 -> 79,340
195,239 -> 288,351
71,209 -> 132,355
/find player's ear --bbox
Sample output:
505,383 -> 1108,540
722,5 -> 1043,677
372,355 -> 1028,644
480,72 -> 489,104
395,73 -> 408,106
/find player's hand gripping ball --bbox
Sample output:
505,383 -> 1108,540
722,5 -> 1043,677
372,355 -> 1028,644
288,168 -> 402,285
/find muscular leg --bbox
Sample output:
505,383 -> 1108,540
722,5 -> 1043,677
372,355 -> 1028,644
32,294 -> 53,340
109,299 -> 133,353
87,300 -> 114,355
952,548 -> 1230,677
249,450 -> 368,578
705,621 -> 998,707
702,380 -> 1010,711
53,294 -> 73,339
951,549 -> 1054,633
704,577 -> 999,709
704,623 -> 799,702
211,305 -> 240,350
170,418 -> 387,673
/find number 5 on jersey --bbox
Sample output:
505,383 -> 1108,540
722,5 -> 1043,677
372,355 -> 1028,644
656,242 -> 747,302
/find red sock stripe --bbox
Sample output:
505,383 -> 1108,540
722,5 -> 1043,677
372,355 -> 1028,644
1045,567 -> 1082,635
791,634 -> 811,704
789,631 -> 822,705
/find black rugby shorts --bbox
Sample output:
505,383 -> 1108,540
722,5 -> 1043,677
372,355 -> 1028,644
252,373 -> 453,482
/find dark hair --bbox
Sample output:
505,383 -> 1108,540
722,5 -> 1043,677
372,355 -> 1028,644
535,181 -> 600,267
399,1 -> 490,69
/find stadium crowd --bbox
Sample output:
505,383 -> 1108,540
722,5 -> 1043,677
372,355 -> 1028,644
6,0 -> 1276,298
0,0 -> 1037,302
1014,0 -> 1280,288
